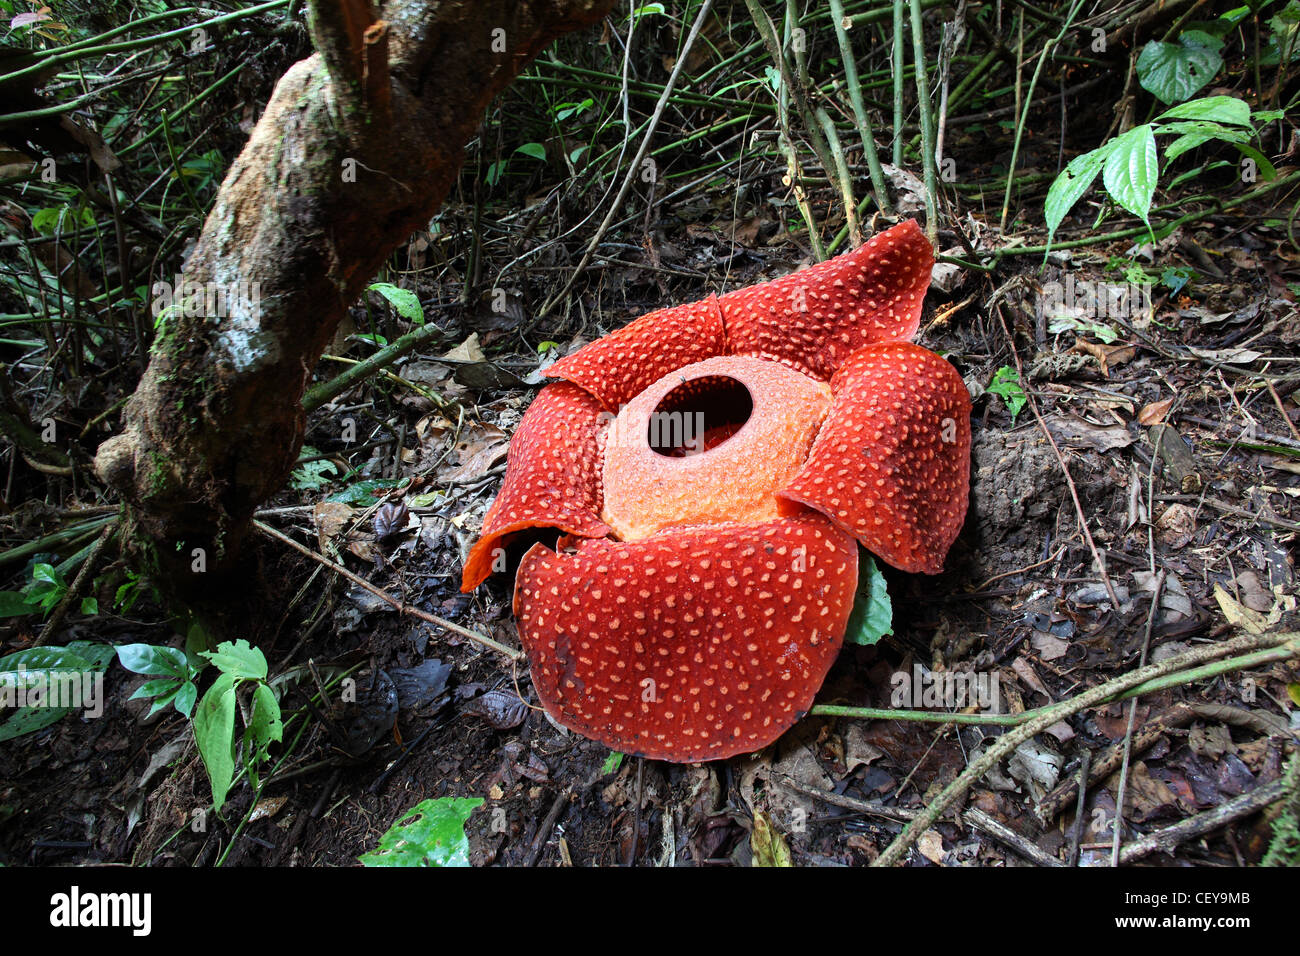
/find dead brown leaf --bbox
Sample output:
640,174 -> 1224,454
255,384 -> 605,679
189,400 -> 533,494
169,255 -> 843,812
1073,339 -> 1136,375
1138,397 -> 1174,426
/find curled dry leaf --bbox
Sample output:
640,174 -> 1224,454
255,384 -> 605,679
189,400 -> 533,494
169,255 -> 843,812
373,500 -> 409,539
463,689 -> 529,729
1138,397 -> 1174,426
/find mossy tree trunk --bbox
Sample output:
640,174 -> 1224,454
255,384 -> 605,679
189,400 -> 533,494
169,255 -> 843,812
93,0 -> 614,599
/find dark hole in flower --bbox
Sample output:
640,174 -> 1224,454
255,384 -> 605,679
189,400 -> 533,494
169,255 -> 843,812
648,375 -> 753,457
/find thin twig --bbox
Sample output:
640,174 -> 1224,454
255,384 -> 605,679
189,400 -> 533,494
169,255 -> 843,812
525,787 -> 573,866
538,0 -> 715,317
907,0 -> 938,241
993,301 -> 1123,612
778,775 -> 1062,865
1111,569 -> 1165,866
826,0 -> 891,216
253,519 -> 522,661
1117,778 -> 1290,865
965,808 -> 1064,867
35,520 -> 117,647
872,629 -> 1299,866
1066,750 -> 1090,867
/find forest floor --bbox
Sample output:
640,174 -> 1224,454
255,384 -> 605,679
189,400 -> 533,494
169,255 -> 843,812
1,3 -> 1298,869
3,192 -> 1297,867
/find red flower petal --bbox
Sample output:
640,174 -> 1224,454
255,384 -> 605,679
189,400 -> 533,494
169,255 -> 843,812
719,219 -> 933,379
548,296 -> 727,409
779,343 -> 971,574
461,382 -> 611,591
514,514 -> 857,762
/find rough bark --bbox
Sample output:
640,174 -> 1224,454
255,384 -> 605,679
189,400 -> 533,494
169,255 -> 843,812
93,0 -> 615,597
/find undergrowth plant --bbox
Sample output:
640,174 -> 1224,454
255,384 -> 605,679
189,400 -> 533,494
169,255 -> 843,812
1044,96 -> 1282,249
0,641 -> 114,741
192,639 -> 282,813
987,366 -> 1028,421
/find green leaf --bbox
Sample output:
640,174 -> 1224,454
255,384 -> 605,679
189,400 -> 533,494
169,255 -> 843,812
30,204 -> 94,236
1157,94 -> 1251,127
247,683 -> 283,751
0,645 -> 104,742
600,751 -> 624,775
0,646 -> 93,676
515,142 -> 547,161
185,620 -> 215,668
1232,143 -> 1277,181
129,677 -> 182,701
290,459 -> 338,491
27,562 -> 69,611
194,673 -> 237,812
325,477 -> 405,506
628,2 -> 666,20
359,797 -> 483,867
0,705 -> 74,742
554,98 -> 593,122
79,597 -> 97,616
173,681 -> 198,718
65,642 -> 114,670
1102,124 -> 1158,226
1090,323 -> 1119,344
844,553 -> 893,646
1166,159 -> 1230,190
1044,146 -> 1109,245
1162,131 -> 1217,165
1136,36 -> 1223,104
987,366 -> 1028,420
0,592 -> 32,618
485,160 -> 506,186
145,687 -> 180,719
1160,266 -> 1195,295
1156,120 -> 1248,142
201,639 -> 267,681
115,643 -> 191,679
368,282 -> 424,325
31,563 -> 62,587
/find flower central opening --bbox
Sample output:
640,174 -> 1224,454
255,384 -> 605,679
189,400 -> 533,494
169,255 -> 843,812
648,375 -> 753,458
601,355 -> 832,542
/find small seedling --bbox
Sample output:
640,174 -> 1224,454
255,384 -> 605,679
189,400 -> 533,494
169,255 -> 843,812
988,366 -> 1028,420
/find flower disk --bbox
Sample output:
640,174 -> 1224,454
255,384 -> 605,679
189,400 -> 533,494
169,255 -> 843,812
514,514 -> 858,763
601,356 -> 831,541
462,219 -> 972,763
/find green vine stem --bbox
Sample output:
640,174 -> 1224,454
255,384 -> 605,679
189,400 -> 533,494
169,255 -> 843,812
870,629 -> 1298,867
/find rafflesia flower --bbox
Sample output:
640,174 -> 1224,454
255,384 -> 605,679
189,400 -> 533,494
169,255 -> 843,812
461,220 -> 971,762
